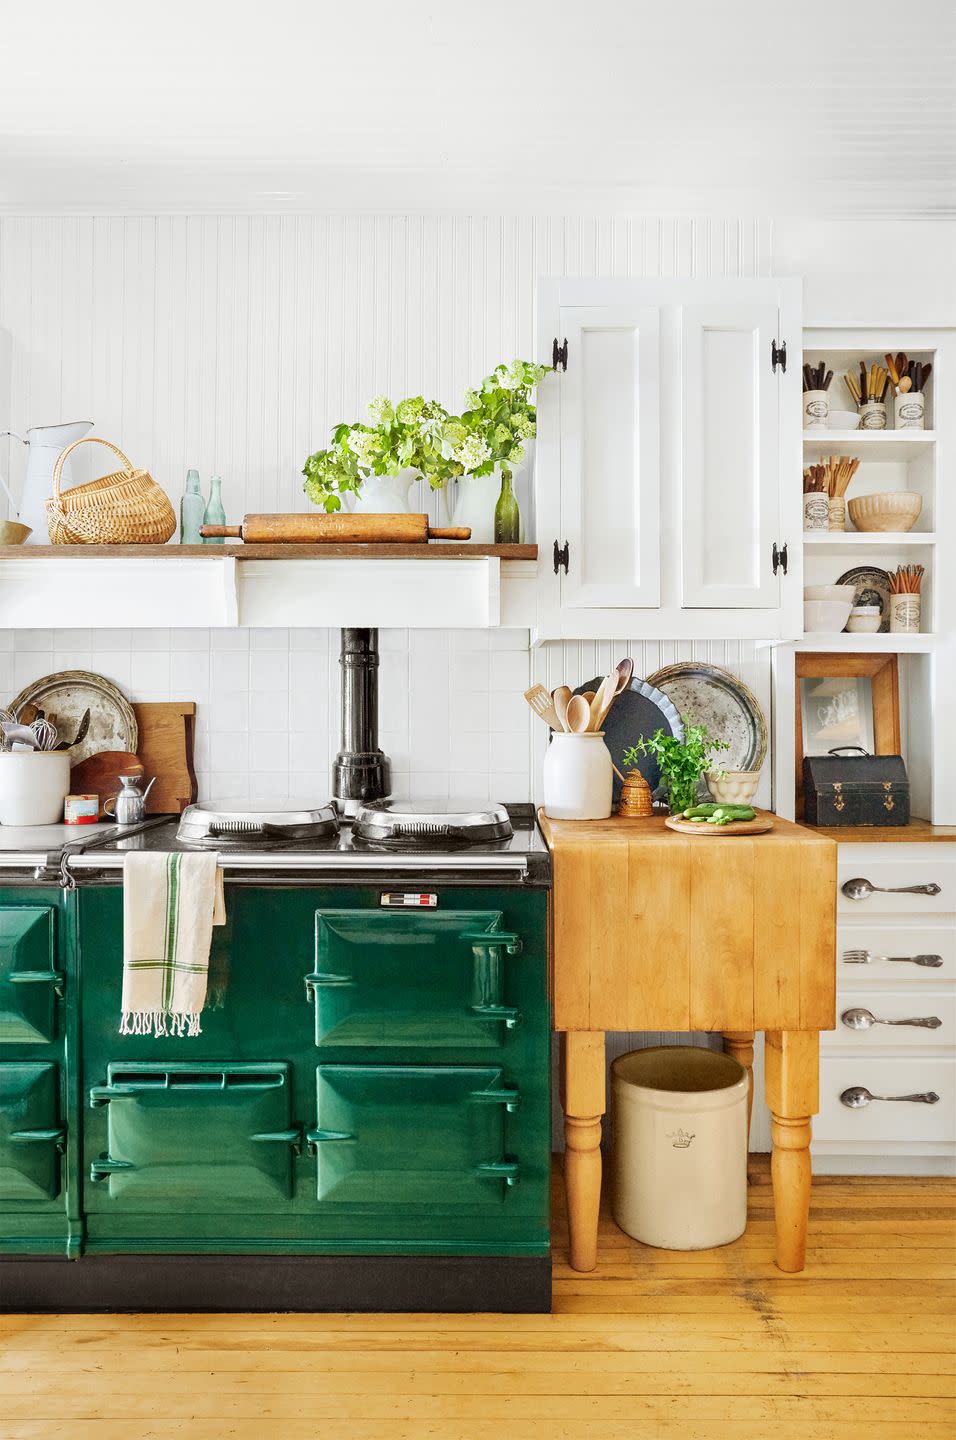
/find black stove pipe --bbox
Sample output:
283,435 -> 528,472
332,627 -> 391,813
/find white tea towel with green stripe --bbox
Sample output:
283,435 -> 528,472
121,851 -> 226,1038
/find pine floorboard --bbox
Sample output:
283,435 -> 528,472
1,1157 -> 954,1439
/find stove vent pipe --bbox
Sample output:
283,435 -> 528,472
332,627 -> 391,813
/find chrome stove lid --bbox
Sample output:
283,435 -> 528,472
351,798 -> 513,849
176,800 -> 339,847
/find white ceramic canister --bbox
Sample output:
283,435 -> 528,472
828,496 -> 846,532
895,391 -> 925,430
858,401 -> 887,431
542,732 -> 613,820
802,389 -> 829,430
352,469 -> 419,514
0,751 -> 71,826
889,593 -> 921,634
803,493 -> 829,532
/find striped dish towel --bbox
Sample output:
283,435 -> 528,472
121,851 -> 226,1039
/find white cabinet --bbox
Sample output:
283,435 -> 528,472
535,277 -> 802,640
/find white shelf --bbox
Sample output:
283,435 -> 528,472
803,532 -> 936,546
803,431 -> 936,462
794,633 -> 935,653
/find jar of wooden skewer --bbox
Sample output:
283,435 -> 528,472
618,768 -> 653,818
803,454 -> 860,533
844,362 -> 890,430
888,565 -> 923,634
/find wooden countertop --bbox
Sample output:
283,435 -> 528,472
798,817 -> 956,844
538,809 -> 836,1034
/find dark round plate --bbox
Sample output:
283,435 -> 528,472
571,677 -> 684,802
836,565 -> 892,633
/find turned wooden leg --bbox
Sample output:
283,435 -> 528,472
764,1030 -> 819,1273
560,1031 -> 606,1273
722,1030 -> 755,1142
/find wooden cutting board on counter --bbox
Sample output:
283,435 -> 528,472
131,701 -> 198,814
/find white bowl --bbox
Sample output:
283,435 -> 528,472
804,584 -> 857,604
804,598 -> 853,633
846,608 -> 882,634
705,770 -> 761,805
827,411 -> 861,430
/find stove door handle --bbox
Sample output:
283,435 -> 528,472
470,1085 -> 521,1114
470,1003 -> 522,1031
476,1159 -> 521,1187
460,930 -> 523,955
304,971 -> 355,1001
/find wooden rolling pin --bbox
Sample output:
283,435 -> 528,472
200,514 -> 471,544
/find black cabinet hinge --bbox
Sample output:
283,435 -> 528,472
772,541 -> 788,576
553,539 -> 569,575
552,337 -> 568,372
771,339 -> 787,374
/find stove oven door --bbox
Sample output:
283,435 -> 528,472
309,910 -> 523,1052
309,1064 -> 522,1208
86,1062 -> 299,1209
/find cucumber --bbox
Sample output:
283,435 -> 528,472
682,804 -> 719,818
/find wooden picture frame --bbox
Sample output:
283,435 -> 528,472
794,653 -> 901,818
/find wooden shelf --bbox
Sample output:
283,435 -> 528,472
798,818 -> 956,844
0,542 -> 538,561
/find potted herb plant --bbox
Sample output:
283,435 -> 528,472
623,722 -> 728,816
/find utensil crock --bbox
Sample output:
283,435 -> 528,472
0,750 -> 71,825
543,732 -> 613,820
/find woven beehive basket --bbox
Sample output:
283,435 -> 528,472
45,437 -> 176,545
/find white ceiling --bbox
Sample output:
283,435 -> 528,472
1,0 -> 954,215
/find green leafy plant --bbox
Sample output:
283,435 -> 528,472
623,722 -> 728,816
448,359 -> 549,483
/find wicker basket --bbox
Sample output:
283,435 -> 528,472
45,437 -> 176,545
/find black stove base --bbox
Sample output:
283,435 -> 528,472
0,1254 -> 552,1314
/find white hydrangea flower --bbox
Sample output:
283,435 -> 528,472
512,414 -> 536,441
347,430 -> 380,468
367,395 -> 393,425
395,397 -> 423,423
509,444 -> 526,466
451,434 -> 492,473
463,388 -> 480,409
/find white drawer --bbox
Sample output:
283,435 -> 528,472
815,1056 -> 955,1145
837,923 -> 956,981
838,853 -> 956,916
824,988 -> 955,1049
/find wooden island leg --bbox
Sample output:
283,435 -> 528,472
560,1031 -> 606,1273
764,1029 -> 819,1273
722,1030 -> 755,1141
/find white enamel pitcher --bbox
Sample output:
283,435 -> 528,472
0,420 -> 93,542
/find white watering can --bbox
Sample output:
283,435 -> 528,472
0,420 -> 94,543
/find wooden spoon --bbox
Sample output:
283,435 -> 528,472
566,695 -> 592,734
552,686 -> 572,733
589,673 -> 617,729
523,684 -> 562,730
898,376 -> 912,393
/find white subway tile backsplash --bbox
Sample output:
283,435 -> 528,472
208,690 -> 250,733
249,650 -> 289,693
13,652 -> 52,689
54,628 -> 91,650
168,628 -> 208,651
129,652 -> 171,698
169,651 -> 209,699
250,628 -> 289,651
211,650 -> 250,691
490,650 -> 530,692
52,650 -> 93,674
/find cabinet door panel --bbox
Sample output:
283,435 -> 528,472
0,1062 -> 63,1202
0,906 -> 58,1044
680,303 -> 780,608
559,305 -> 660,608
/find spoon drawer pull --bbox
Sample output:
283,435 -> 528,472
842,877 -> 942,900
840,1086 -> 940,1108
841,1008 -> 943,1030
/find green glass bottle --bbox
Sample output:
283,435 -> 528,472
493,470 -> 520,544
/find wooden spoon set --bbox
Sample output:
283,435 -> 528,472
885,353 -> 931,395
843,363 -> 890,406
802,362 -> 833,393
802,455 -> 860,497
524,658 -> 634,735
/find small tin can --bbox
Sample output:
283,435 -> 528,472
64,794 -> 99,825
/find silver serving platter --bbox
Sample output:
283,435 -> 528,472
647,662 -> 768,772
352,799 -> 513,847
177,801 -> 339,846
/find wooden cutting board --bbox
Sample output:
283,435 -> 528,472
132,701 -> 198,814
664,810 -> 774,836
69,752 -> 143,817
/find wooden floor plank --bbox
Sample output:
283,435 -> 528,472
1,1160 -> 952,1440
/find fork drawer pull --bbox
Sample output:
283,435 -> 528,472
843,950 -> 943,967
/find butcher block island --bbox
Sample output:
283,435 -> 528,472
539,811 -> 837,1274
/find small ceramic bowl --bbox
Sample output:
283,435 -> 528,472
804,598 -> 854,632
846,605 -> 882,634
705,770 -> 761,805
827,410 -> 861,430
804,584 -> 857,604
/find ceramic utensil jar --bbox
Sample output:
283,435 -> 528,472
803,493 -> 829,532
802,390 -> 829,429
543,733 -> 613,820
858,401 -> 887,430
889,594 -> 921,634
0,750 -> 70,825
895,391 -> 925,430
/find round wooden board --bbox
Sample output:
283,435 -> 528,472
664,810 -> 774,836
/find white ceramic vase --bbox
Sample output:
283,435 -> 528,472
451,471 -> 501,543
352,469 -> 419,514
543,733 -> 613,820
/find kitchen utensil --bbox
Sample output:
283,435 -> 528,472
68,751 -> 144,817
665,811 -> 774,837
565,694 -> 592,734
46,436 -> 176,545
29,716 -> 58,751
705,769 -> 761,805
573,676 -> 683,803
1,721 -> 41,751
589,672 -> 618,729
842,949 -> 943,967
103,773 -> 155,825
594,660 -> 634,728
9,671 -> 137,764
841,1006 -> 942,1031
647,662 -> 767,774
836,565 -> 892,632
0,421 -> 93,542
0,749 -> 71,824
552,686 -> 572,733
523,684 -> 563,730
840,1086 -> 939,1108
202,513 -> 472,544
841,876 -> 941,899
54,707 -> 91,750
847,492 -> 922,533
132,701 -> 198,813
898,375 -> 912,393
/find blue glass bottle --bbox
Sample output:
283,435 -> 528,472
180,469 -> 205,544
202,474 -> 226,544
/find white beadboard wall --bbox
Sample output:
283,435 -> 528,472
0,212 -> 775,1149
